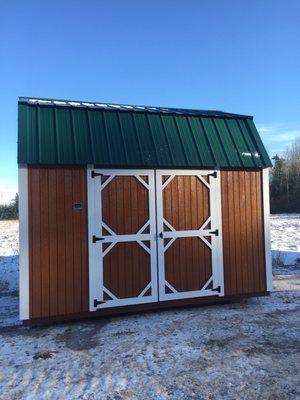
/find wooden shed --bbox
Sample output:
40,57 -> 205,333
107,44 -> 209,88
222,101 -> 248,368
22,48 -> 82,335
18,97 -> 272,324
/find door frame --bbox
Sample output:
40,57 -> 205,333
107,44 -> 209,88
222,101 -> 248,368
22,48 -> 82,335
87,166 -> 158,311
155,169 -> 224,301
87,166 -> 224,312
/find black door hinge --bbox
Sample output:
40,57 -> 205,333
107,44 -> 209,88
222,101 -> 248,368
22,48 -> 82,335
212,286 -> 221,293
94,299 -> 106,308
93,235 -> 104,243
209,229 -> 219,236
91,171 -> 102,179
208,171 -> 217,178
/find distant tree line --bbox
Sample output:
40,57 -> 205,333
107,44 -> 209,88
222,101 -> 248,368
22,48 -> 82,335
0,194 -> 19,220
270,139 -> 300,213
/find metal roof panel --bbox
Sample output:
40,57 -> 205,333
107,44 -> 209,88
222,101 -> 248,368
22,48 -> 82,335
18,98 -> 272,168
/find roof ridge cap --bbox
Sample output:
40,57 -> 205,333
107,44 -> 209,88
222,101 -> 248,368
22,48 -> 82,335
18,97 -> 253,119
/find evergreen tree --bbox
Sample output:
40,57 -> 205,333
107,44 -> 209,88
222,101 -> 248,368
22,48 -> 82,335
0,193 -> 19,220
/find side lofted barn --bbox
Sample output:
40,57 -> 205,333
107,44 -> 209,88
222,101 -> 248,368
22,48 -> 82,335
18,97 -> 272,323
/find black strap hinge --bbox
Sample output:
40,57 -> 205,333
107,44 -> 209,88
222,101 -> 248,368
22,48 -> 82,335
208,171 -> 217,178
212,285 -> 221,293
94,299 -> 106,308
93,235 -> 104,243
91,171 -> 102,179
209,229 -> 219,236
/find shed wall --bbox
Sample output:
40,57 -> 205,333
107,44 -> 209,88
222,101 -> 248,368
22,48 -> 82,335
28,166 -> 89,319
221,170 -> 266,295
27,167 -> 266,321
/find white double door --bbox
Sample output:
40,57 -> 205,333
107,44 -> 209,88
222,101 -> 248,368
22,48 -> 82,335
88,168 -> 224,311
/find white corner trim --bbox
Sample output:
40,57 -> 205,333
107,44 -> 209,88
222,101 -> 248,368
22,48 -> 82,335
263,168 -> 272,292
19,165 -> 29,320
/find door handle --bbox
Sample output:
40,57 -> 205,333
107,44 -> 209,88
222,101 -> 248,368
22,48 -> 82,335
159,232 -> 163,239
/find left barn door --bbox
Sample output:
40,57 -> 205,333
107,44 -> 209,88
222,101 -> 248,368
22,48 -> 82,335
88,168 -> 158,311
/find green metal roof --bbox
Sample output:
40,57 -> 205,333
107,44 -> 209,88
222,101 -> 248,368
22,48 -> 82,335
18,97 -> 272,168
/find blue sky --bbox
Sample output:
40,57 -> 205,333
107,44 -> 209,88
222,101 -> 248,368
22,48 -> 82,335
0,0 -> 299,195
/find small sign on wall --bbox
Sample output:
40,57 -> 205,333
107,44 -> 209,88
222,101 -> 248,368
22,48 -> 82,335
74,202 -> 82,210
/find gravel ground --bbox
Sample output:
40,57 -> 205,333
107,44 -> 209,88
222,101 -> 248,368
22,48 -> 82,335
0,219 -> 299,399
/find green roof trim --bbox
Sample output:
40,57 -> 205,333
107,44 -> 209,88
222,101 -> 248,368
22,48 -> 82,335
18,97 -> 272,168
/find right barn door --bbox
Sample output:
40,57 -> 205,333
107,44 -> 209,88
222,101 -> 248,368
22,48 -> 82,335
156,170 -> 224,301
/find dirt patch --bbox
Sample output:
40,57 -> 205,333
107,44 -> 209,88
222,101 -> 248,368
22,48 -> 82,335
33,351 -> 56,360
111,330 -> 136,337
55,319 -> 110,351
0,280 -> 9,293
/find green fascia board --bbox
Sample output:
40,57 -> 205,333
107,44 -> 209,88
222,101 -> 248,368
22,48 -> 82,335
18,99 -> 272,168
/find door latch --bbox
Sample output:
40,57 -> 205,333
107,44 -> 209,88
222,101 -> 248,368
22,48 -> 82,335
92,235 -> 104,243
209,229 -> 219,236
159,232 -> 164,239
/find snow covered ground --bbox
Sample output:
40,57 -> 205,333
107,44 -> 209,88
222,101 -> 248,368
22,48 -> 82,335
0,220 -> 19,294
0,217 -> 299,399
271,214 -> 300,267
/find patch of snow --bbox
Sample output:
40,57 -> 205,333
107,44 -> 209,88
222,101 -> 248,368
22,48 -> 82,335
271,214 -> 300,268
0,294 -> 19,327
272,249 -> 300,266
0,220 -> 19,294
270,213 -> 300,252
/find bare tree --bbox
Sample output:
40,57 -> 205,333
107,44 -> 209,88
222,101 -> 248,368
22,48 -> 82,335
270,138 -> 300,213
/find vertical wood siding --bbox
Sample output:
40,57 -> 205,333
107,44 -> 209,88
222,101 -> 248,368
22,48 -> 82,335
163,175 -> 209,231
162,175 -> 212,292
101,175 -> 149,235
27,167 -> 267,321
221,170 -> 266,295
103,242 -> 151,299
101,175 -> 151,299
165,237 -> 212,292
28,166 -> 88,318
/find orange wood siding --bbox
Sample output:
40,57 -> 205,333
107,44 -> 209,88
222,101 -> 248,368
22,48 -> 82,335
221,170 -> 266,295
27,167 -> 267,322
101,175 -> 149,235
165,237 -> 212,292
28,166 -> 88,319
162,175 -> 212,293
101,175 -> 151,299
163,175 -> 209,231
103,242 -> 151,299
